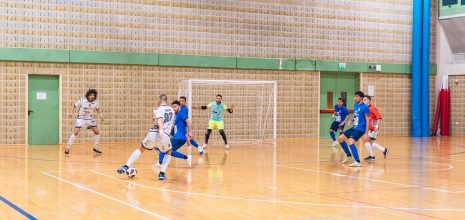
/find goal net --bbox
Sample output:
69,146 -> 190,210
178,79 -> 277,144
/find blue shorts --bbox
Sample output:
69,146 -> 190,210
330,121 -> 345,132
170,138 -> 187,151
342,128 -> 365,141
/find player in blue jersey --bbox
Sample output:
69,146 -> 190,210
198,94 -> 234,150
157,100 -> 194,180
329,98 -> 349,147
179,96 -> 204,155
337,91 -> 370,167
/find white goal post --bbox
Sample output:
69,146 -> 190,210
178,79 -> 277,143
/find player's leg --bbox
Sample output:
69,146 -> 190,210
117,146 -> 146,174
170,139 -> 192,168
364,135 -> 375,161
117,132 -> 154,174
217,121 -> 229,149
329,122 -> 338,146
372,140 -> 389,159
347,131 -> 364,167
338,129 -> 352,161
159,150 -> 172,180
203,120 -> 214,149
186,135 -> 203,155
65,119 -> 83,154
90,122 -> 101,153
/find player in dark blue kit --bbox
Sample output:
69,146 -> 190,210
158,101 -> 193,180
337,91 -> 370,167
330,98 -> 349,147
179,96 -> 204,155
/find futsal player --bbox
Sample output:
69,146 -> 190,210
65,89 -> 104,154
363,96 -> 389,161
197,94 -> 234,150
337,91 -> 370,167
116,94 -> 175,179
330,98 -> 349,146
179,96 -> 204,155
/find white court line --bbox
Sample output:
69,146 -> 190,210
41,171 -> 170,220
89,170 -> 465,212
89,170 -> 382,209
277,164 -> 461,194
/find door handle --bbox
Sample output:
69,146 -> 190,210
28,110 -> 33,116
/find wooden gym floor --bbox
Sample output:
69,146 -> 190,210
1,137 -> 465,220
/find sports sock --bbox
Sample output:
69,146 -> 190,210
372,143 -> 386,152
340,141 -> 352,157
171,150 -> 188,159
161,155 -> 172,173
67,134 -> 76,147
329,131 -> 336,141
365,142 -> 374,157
125,149 -> 141,167
349,144 -> 360,162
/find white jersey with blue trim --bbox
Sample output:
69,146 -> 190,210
75,98 -> 99,120
150,105 -> 175,135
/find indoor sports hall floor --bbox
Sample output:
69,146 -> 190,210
1,137 -> 465,220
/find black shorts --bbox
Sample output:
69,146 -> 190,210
330,121 -> 345,132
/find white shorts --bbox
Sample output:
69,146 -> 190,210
368,130 -> 378,140
75,118 -> 97,129
142,131 -> 172,153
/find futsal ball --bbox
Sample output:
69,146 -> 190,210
126,167 -> 137,178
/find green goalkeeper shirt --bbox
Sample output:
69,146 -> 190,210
208,102 -> 228,122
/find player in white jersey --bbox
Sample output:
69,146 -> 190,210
117,94 -> 176,179
65,89 -> 104,154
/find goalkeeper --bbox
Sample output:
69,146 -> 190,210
196,94 -> 234,150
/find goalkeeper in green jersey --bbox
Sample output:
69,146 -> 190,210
196,94 -> 234,150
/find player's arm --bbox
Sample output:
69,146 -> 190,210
225,104 -> 234,113
365,114 -> 370,134
186,118 -> 193,138
339,109 -> 350,126
157,117 -> 164,140
68,101 -> 80,118
95,108 -> 104,121
68,105 -> 77,119
200,102 -> 212,110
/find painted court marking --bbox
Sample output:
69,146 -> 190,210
0,195 -> 38,220
42,171 -> 170,220
277,164 -> 462,194
89,170 -> 465,212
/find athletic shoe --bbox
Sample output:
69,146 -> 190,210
198,145 -> 204,155
225,144 -> 230,150
331,141 -> 338,147
364,156 -> 376,161
93,147 -> 102,154
158,172 -> 166,180
383,148 -> 389,159
201,143 -> 208,150
342,156 -> 353,164
117,165 -> 129,174
186,155 -> 192,168
64,146 -> 71,154
348,161 -> 362,167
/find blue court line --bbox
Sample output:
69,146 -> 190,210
0,195 -> 38,220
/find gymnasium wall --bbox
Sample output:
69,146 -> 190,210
360,73 -> 436,136
1,0 -> 436,64
0,61 -> 319,144
449,75 -> 465,136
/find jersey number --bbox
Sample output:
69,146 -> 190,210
164,112 -> 173,123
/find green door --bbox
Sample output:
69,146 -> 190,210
319,72 -> 358,138
28,75 -> 59,145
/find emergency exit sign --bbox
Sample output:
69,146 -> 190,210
338,63 -> 346,70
